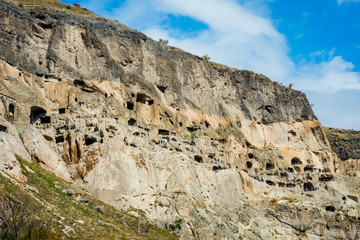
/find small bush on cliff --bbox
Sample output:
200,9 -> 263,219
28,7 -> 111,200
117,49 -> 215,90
158,38 -> 169,47
169,218 -> 183,232
202,54 -> 211,61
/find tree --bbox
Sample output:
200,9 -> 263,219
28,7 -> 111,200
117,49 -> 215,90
73,3 -> 81,8
0,193 -> 57,240
158,38 -> 169,47
202,54 -> 211,61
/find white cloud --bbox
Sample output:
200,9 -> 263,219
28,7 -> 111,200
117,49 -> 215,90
293,56 -> 360,92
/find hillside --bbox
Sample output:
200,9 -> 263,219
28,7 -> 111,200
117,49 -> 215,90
0,0 -> 360,239
0,155 -> 176,239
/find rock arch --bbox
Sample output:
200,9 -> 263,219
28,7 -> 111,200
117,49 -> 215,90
0,93 -> 17,121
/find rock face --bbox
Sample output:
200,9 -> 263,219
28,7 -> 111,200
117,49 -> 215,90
324,127 -> 360,161
0,1 -> 360,239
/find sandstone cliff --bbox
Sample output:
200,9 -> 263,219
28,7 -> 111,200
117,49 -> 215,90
1,1 -> 360,239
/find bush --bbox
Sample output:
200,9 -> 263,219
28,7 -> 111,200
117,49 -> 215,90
202,54 -> 211,61
19,227 -> 59,240
158,38 -> 169,47
0,193 -> 58,240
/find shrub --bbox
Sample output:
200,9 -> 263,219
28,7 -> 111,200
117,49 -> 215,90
19,228 -> 59,240
73,3 -> 81,8
0,193 -> 58,240
202,54 -> 211,61
158,38 -> 169,47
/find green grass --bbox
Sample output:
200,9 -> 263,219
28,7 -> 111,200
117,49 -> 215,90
0,155 -> 177,240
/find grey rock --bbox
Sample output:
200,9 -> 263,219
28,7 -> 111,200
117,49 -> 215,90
93,206 -> 105,214
26,185 -> 39,193
138,220 -> 149,233
75,194 -> 89,203
62,188 -> 76,196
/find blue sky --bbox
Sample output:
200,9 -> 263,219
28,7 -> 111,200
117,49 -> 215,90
63,0 -> 360,130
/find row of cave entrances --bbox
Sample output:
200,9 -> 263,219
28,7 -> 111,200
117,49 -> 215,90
30,106 -> 67,124
48,133 -> 99,147
126,93 -> 154,111
246,156 -> 320,173
265,180 -> 316,192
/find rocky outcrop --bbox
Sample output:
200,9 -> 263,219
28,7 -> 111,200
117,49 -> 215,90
0,1 -> 359,239
324,127 -> 360,161
0,118 -> 30,182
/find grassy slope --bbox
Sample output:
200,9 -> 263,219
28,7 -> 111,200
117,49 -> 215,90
3,0 -> 95,16
0,155 -> 177,240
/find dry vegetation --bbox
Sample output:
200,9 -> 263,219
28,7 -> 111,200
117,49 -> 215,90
0,155 -> 177,239
4,0 -> 95,16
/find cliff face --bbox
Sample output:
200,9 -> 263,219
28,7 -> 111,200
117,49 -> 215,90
324,127 -> 360,161
0,0 -> 315,125
1,1 -> 360,239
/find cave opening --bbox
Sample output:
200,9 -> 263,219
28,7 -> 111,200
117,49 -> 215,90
304,166 -> 313,172
58,108 -> 66,114
291,157 -> 302,165
194,155 -> 203,163
303,182 -> 314,192
319,175 -> 333,182
8,104 -> 15,117
136,93 -> 153,105
74,79 -> 86,88
266,180 -> 275,186
40,116 -> 51,124
286,183 -> 296,188
55,135 -> 65,143
0,125 -> 7,132
246,161 -> 253,169
30,106 -> 47,123
158,129 -> 170,135
85,135 -> 97,146
266,163 -> 274,170
325,206 -> 335,212
156,85 -> 167,93
127,101 -> 134,110
128,118 -> 136,126
212,166 -> 223,171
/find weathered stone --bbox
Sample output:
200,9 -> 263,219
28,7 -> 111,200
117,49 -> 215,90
26,185 -> 39,193
138,220 -> 149,233
75,194 -> 89,203
93,206 -> 105,214
62,188 -> 76,196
